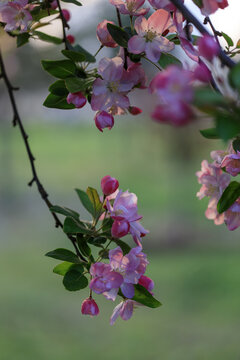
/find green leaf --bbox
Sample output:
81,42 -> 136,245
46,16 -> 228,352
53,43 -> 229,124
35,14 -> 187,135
62,49 -> 85,62
217,181 -> 240,214
49,80 -> 68,96
43,94 -> 74,110
192,0 -> 203,7
65,77 -> 93,93
132,284 -> 162,308
112,238 -> 131,255
221,32 -> 234,47
98,248 -> 109,259
50,205 -> 79,220
167,34 -> 180,45
31,8 -> 58,21
53,262 -> 84,276
41,60 -> 76,79
88,236 -> 107,246
73,45 -> 96,63
232,138 -> 240,152
63,270 -> 88,291
158,53 -> 182,69
45,248 -> 81,264
75,189 -> 94,216
200,128 -> 220,139
101,217 -> 114,234
33,31 -> 62,45
77,235 -> 91,257
63,217 -> 91,234
194,87 -> 225,108
61,0 -> 82,5
216,112 -> 240,142
17,33 -> 30,47
229,62 -> 240,90
107,23 -> 130,48
86,187 -> 102,219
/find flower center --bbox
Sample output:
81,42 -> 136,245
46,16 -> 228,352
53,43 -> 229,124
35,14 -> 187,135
145,30 -> 156,42
108,81 -> 119,93
127,1 -> 135,13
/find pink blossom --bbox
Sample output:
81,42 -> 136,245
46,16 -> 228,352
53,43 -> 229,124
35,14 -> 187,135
205,196 -> 225,225
110,299 -> 136,325
101,175 -> 119,196
148,0 -> 184,12
81,297 -> 100,316
151,101 -> 194,126
197,35 -> 219,61
91,57 -> 134,115
90,262 -> 123,295
107,190 -> 148,245
138,275 -> 154,293
0,0 -> 32,32
109,0 -> 150,17
62,8 -> 71,22
66,92 -> 87,108
66,34 -> 75,44
128,9 -> 175,62
193,62 -> 212,83
94,111 -> 114,132
96,20 -> 118,48
122,62 -> 147,89
225,199 -> 240,231
221,151 -> 240,177
51,0 -> 58,9
200,0 -> 228,16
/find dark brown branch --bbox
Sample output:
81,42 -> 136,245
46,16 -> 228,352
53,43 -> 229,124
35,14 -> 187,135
169,0 -> 235,68
0,50 -> 87,263
116,8 -> 128,70
56,0 -> 69,50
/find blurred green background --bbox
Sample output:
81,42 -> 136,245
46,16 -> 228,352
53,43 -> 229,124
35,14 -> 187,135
1,5 -> 240,357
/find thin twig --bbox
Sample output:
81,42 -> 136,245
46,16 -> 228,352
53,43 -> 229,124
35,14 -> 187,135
204,16 -> 221,47
56,0 -> 69,49
169,0 -> 235,68
116,8 -> 128,70
0,50 -> 87,263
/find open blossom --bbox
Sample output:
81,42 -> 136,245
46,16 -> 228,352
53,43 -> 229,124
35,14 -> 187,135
200,0 -> 228,16
220,151 -> 240,177
109,0 -> 149,16
148,0 -> 184,12
96,20 -> 118,48
0,0 -> 32,32
91,57 -> 135,115
225,199 -> 240,231
90,262 -> 123,296
110,299 -> 136,325
128,9 -> 175,62
107,190 -> 148,246
151,101 -> 193,126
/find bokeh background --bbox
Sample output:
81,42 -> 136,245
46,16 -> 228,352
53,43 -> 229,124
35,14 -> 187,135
1,1 -> 240,359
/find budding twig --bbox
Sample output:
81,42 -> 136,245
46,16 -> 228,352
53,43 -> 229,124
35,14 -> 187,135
56,0 -> 69,50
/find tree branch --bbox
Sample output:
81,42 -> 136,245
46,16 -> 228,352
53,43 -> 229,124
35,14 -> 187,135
169,0 -> 235,68
56,0 -> 69,50
0,50 -> 87,263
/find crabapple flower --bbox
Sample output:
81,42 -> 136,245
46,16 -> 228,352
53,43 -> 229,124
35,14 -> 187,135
225,199 -> 240,231
128,9 -> 175,62
193,62 -> 212,83
197,35 -> 219,61
62,9 -> 71,22
109,0 -> 150,17
148,0 -> 184,12
101,175 -> 119,196
96,20 -> 118,48
0,0 -> 32,32
81,298 -> 100,316
107,190 -> 149,245
151,101 -> 194,126
128,106 -> 142,115
51,0 -> 58,9
66,34 -> 75,44
66,92 -> 87,108
112,220 -> 130,238
110,299 -> 136,325
138,275 -> 154,293
90,262 -> 123,295
94,111 -> 114,132
200,0 -> 228,16
91,57 -> 135,115
221,151 -> 240,177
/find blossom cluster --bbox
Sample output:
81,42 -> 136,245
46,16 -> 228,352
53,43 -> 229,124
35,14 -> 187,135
196,142 -> 240,231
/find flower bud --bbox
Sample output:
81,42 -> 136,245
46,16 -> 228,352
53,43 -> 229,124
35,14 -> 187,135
111,220 -> 130,238
66,34 -> 75,44
101,175 -> 119,196
96,20 -> 118,48
66,92 -> 87,108
128,106 -> 142,116
51,0 -> 58,9
62,9 -> 71,22
81,298 -> 99,316
197,35 -> 219,61
193,62 -> 212,83
94,111 -> 114,132
138,275 -> 154,293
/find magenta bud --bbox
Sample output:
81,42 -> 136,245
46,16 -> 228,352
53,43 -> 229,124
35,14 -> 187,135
111,220 -> 130,238
138,275 -> 154,293
128,106 -> 142,116
62,9 -> 71,22
96,20 -> 118,48
101,175 -> 119,196
66,34 -> 75,44
51,0 -> 58,9
66,92 -> 87,108
81,297 -> 99,316
197,35 -> 219,61
94,111 -> 114,132
193,62 -> 212,83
